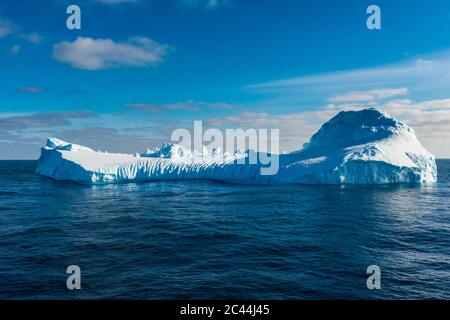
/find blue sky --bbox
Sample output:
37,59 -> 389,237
1,0 -> 450,158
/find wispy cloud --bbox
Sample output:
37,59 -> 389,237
93,0 -> 137,4
15,86 -> 88,96
53,36 -> 171,70
247,50 -> 450,105
0,18 -> 16,38
18,32 -> 43,43
0,111 -> 97,159
56,127 -> 164,154
181,0 -> 232,9
328,87 -> 409,104
127,100 -> 236,112
206,110 -> 334,152
0,111 -> 173,159
81,0 -> 229,8
0,17 -> 43,43
0,111 -> 96,131
17,86 -> 44,94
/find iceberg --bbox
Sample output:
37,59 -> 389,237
36,108 -> 437,185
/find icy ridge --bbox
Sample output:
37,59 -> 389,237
36,108 -> 437,185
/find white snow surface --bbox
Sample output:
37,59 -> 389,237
36,109 -> 437,185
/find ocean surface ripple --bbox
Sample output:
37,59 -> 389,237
0,160 -> 449,299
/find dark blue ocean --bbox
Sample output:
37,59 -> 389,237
0,160 -> 449,299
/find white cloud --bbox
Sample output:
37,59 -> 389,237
328,87 -> 409,104
249,57 -> 446,91
101,0 -> 135,3
17,86 -> 44,94
92,0 -> 229,8
247,50 -> 450,108
94,0 -> 137,4
182,0 -> 231,9
416,58 -> 435,66
91,0 -> 231,8
0,18 -> 17,38
53,37 -> 170,70
206,110 -> 335,153
19,32 -> 43,43
127,100 -> 236,112
0,17 -> 42,43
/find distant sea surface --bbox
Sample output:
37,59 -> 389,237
0,160 -> 449,299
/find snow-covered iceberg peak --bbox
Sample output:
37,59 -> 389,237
36,108 -> 437,185
305,109 -> 411,150
44,137 -> 93,152
141,143 -> 192,159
